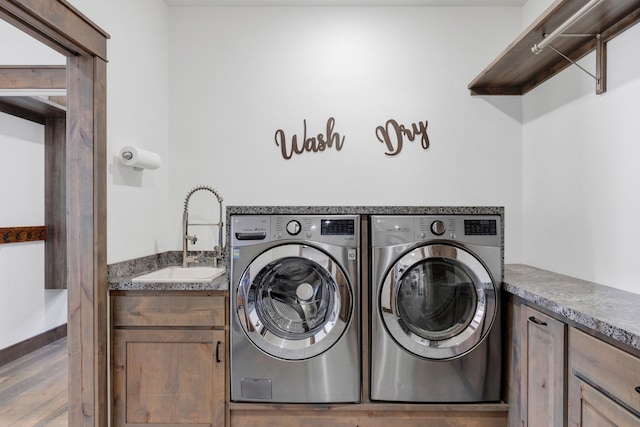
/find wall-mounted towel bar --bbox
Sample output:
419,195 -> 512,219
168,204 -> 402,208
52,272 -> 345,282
0,226 -> 47,244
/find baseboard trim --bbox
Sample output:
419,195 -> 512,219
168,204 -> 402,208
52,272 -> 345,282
0,324 -> 67,366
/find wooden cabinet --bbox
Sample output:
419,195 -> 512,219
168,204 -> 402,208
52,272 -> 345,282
507,296 -> 640,427
519,305 -> 567,427
568,328 -> 640,426
111,292 -> 227,427
230,403 -> 508,427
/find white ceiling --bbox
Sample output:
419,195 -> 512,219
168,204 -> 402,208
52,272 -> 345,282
165,0 -> 527,6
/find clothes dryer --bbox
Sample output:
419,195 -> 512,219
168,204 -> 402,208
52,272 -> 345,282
370,214 -> 502,402
230,214 -> 360,403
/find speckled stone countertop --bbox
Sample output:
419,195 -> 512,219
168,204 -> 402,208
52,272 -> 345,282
109,272 -> 229,291
107,251 -> 229,291
225,205 -> 503,216
504,264 -> 640,351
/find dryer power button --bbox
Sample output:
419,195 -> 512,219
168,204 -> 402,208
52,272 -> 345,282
286,220 -> 302,236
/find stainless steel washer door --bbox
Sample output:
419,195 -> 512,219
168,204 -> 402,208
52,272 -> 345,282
237,244 -> 352,360
380,243 -> 496,360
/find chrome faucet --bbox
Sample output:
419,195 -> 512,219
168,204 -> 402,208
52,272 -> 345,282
182,185 -> 224,268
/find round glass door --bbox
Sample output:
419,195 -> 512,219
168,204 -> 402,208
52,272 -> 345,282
380,243 -> 496,360
237,244 -> 352,360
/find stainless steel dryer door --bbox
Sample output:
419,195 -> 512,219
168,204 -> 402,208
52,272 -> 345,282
237,244 -> 352,360
380,243 -> 497,360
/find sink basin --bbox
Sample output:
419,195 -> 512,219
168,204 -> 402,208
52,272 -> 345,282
132,266 -> 225,283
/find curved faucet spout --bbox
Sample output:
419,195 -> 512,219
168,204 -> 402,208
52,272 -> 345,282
182,185 -> 224,268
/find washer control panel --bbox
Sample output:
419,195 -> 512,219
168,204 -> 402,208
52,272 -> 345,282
231,215 -> 359,247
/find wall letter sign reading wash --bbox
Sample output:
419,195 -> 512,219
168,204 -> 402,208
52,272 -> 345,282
275,117 -> 345,160
375,119 -> 430,157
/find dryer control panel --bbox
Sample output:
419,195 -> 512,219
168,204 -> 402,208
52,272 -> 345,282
371,215 -> 501,248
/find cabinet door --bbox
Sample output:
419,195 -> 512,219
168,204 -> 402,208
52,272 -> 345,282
521,305 -> 567,427
568,328 -> 640,427
113,328 -> 225,427
570,379 -> 640,426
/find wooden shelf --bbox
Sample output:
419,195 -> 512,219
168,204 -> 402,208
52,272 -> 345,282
0,66 -> 66,122
0,95 -> 66,123
468,0 -> 640,96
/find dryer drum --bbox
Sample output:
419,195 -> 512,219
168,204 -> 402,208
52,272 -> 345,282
396,258 -> 477,341
380,242 -> 495,360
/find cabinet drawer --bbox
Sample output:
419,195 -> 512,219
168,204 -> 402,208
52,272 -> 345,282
112,294 -> 225,327
570,327 -> 640,414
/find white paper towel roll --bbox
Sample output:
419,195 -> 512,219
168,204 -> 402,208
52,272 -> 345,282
119,146 -> 161,170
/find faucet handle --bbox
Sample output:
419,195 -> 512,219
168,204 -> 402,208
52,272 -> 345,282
185,255 -> 200,264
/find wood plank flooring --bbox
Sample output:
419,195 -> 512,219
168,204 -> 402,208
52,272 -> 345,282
0,337 -> 68,426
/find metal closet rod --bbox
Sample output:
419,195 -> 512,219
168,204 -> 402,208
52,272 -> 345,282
531,0 -> 605,54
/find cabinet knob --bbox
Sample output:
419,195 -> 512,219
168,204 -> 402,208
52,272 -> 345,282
528,316 -> 548,326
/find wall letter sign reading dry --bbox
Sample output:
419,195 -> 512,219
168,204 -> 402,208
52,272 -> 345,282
275,117 -> 345,160
375,119 -> 430,157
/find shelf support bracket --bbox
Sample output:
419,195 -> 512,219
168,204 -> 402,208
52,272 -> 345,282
595,34 -> 606,94
547,33 -> 606,94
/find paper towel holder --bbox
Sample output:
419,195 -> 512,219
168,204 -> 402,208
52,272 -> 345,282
118,146 -> 162,171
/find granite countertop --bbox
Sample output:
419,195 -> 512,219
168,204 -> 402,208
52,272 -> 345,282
109,272 -> 229,291
225,205 -> 503,215
504,264 -> 640,351
107,250 -> 230,291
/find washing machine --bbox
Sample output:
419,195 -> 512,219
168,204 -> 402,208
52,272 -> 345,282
370,214 -> 502,402
230,214 -> 360,403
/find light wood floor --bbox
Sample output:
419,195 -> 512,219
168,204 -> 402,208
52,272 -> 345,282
0,337 -> 68,426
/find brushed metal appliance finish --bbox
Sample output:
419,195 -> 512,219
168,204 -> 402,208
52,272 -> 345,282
230,214 -> 360,403
370,214 -> 502,402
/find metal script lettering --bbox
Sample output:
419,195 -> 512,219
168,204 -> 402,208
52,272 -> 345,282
274,117 -> 345,160
375,119 -> 430,156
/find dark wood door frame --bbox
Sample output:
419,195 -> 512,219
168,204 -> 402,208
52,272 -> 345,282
0,1 -> 109,425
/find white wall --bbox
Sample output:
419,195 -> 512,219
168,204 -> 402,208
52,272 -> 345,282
68,0 -> 173,264
0,22 -> 66,349
0,0 -> 171,348
522,21 -> 640,293
0,21 -> 65,65
2,4 -> 525,272
522,0 -> 554,28
65,3 -> 523,265
168,6 -> 524,261
0,113 -> 66,349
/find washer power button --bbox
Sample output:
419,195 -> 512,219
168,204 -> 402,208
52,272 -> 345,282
431,220 -> 446,236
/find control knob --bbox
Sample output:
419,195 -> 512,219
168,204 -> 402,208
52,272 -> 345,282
286,220 -> 301,236
431,220 -> 446,236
